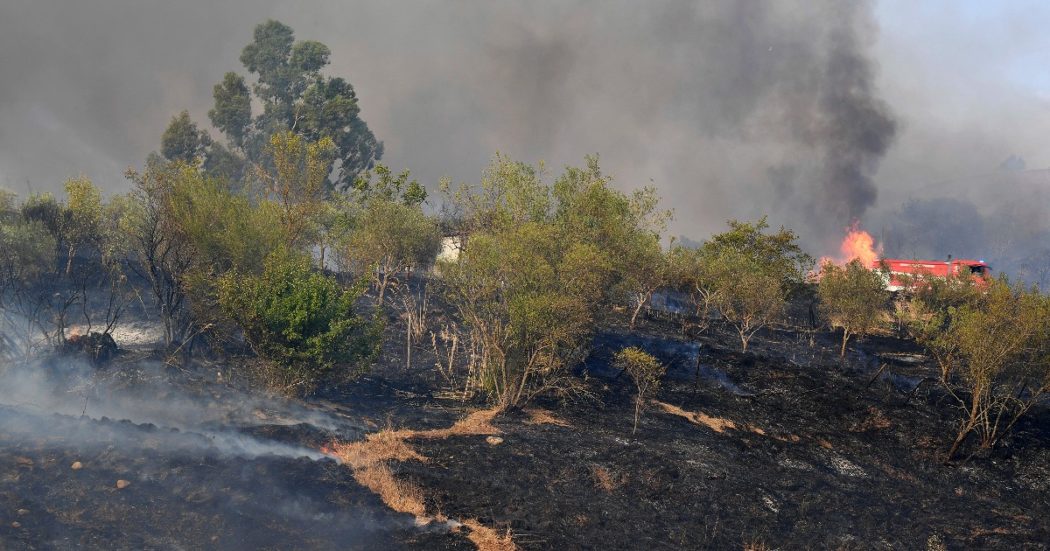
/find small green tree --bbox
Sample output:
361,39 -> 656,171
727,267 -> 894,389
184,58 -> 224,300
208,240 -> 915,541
619,233 -> 668,330
62,176 -> 103,276
614,347 -> 666,433
259,131 -> 336,249
0,218 -> 57,358
702,218 -> 812,352
817,259 -> 890,357
340,165 -> 439,305
667,244 -> 720,334
917,278 -> 1050,462
217,250 -> 381,395
341,199 -> 441,305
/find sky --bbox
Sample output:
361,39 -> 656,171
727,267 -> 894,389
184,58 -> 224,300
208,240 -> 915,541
1,0 -> 1050,265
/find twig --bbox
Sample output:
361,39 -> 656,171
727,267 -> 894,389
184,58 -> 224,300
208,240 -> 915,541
865,363 -> 888,389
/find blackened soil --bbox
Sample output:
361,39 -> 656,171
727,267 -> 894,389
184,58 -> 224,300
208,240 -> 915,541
1,308 -> 1048,550
0,408 -> 471,550
399,320 -> 1050,550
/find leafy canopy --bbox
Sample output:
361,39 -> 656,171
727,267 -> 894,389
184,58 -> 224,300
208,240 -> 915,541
217,249 -> 381,394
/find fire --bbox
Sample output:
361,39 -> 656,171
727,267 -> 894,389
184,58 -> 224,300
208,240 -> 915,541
839,226 -> 879,269
819,223 -> 881,269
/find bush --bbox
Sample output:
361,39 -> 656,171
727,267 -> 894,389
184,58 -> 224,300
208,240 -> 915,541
817,259 -> 890,357
916,277 -> 1050,461
614,347 -> 666,434
217,250 -> 381,395
699,218 -> 812,351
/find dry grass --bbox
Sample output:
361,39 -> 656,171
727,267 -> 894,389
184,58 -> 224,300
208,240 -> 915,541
590,464 -> 622,493
324,431 -> 426,468
849,406 -> 892,433
462,519 -> 516,551
354,464 -> 427,519
432,408 -> 501,438
323,407 -> 516,550
653,400 -> 739,433
524,408 -> 571,427
654,400 -> 806,445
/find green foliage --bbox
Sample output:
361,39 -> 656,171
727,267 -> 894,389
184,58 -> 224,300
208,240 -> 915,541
440,153 -> 550,235
438,154 -> 671,407
0,219 -> 56,297
614,347 -> 666,434
351,164 -> 427,207
666,244 -> 720,333
259,131 -> 335,248
217,250 -> 381,395
704,217 -> 812,295
340,198 -> 442,304
700,218 -> 813,351
0,189 -> 16,223
203,19 -> 382,189
549,156 -> 671,327
162,111 -> 213,163
441,220 -> 612,408
164,163 -> 285,276
818,259 -> 890,357
916,277 -> 1050,461
209,72 -> 252,149
19,193 -> 64,249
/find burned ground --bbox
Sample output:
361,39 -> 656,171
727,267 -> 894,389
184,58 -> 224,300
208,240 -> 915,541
0,308 -> 1048,550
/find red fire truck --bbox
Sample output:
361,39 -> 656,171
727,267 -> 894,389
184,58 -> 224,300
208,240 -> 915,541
880,258 -> 991,292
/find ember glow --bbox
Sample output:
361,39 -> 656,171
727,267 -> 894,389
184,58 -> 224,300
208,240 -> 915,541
819,223 -> 881,269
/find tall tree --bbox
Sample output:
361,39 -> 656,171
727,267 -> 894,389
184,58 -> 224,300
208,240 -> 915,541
206,19 -> 382,189
161,111 -> 212,163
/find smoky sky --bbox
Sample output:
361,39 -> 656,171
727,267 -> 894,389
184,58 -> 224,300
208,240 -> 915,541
1,0 -> 1048,259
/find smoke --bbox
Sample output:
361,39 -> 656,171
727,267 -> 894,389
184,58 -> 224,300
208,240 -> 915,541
814,8 -> 897,230
0,358 -> 360,459
1,0 -> 1048,260
878,168 -> 1050,287
0,0 -> 894,244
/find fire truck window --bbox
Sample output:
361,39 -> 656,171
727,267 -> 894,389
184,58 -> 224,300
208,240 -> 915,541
970,266 -> 983,275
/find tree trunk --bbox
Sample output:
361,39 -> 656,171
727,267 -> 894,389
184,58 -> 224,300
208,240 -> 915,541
65,244 -> 76,276
840,329 -> 850,358
633,397 -> 642,434
946,400 -> 981,463
629,298 -> 646,330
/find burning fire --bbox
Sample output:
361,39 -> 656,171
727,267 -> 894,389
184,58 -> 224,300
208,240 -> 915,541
819,223 -> 881,270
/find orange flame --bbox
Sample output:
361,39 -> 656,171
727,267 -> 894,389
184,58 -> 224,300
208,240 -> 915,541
819,223 -> 881,270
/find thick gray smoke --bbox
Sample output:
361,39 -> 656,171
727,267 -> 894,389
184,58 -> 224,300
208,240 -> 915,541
878,168 -> 1050,287
2,0 -> 1048,265
0,0 -> 897,249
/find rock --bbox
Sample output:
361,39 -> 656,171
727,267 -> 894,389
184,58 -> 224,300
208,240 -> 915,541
16,509 -> 28,516
115,479 -> 130,489
10,522 -> 20,529
15,457 -> 33,467
71,461 -> 83,470
486,436 -> 504,446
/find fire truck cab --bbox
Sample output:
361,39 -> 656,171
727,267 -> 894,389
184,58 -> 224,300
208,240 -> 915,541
880,258 -> 991,292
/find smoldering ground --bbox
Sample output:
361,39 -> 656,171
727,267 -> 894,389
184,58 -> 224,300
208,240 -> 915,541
0,357 -> 362,456
0,358 -> 458,549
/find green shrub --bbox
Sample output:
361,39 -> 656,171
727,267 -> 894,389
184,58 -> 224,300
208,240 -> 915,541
614,347 -> 666,434
817,259 -> 890,357
217,250 -> 381,395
